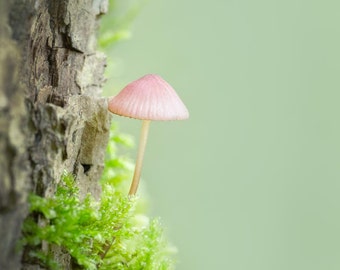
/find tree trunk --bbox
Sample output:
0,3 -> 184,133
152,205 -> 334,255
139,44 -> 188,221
0,0 -> 110,269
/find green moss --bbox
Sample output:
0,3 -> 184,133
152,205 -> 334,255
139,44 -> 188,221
99,0 -> 146,49
21,124 -> 176,269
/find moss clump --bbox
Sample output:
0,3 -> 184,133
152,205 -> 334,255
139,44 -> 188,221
21,124 -> 176,269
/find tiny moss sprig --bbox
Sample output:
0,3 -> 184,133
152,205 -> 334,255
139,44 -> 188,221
99,0 -> 147,49
21,123 -> 176,269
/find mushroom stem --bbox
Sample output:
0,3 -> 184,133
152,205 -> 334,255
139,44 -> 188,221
129,120 -> 151,195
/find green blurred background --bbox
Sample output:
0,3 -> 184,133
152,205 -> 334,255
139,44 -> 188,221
103,0 -> 340,269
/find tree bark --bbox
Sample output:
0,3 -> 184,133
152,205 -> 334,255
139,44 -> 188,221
0,0 -> 110,269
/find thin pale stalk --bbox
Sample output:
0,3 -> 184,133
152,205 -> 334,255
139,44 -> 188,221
128,120 -> 150,195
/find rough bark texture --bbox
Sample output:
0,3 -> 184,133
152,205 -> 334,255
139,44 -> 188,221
0,0 -> 110,269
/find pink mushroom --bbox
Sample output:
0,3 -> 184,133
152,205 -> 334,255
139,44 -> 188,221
108,74 -> 189,195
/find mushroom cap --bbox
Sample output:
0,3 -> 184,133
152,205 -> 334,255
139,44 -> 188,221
108,74 -> 189,120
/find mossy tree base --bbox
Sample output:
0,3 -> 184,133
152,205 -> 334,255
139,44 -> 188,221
0,0 -> 110,269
